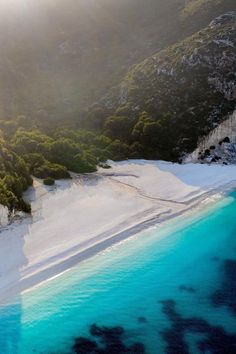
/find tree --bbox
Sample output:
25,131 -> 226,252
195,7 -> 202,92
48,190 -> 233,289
86,107 -> 108,131
104,115 -> 134,141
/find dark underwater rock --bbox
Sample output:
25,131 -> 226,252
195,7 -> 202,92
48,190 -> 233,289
198,326 -> 236,354
90,324 -> 124,338
162,326 -> 189,354
211,259 -> 236,315
137,316 -> 147,323
72,324 -> 146,354
178,285 -> 196,293
72,337 -> 98,354
211,256 -> 220,262
160,298 -> 236,354
128,343 -> 145,354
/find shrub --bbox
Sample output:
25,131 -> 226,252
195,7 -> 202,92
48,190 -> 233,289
71,154 -> 97,173
34,162 -> 70,179
43,177 -> 55,186
18,199 -> 31,213
104,115 -> 133,141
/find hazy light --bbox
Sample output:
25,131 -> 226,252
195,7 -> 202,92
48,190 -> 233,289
0,0 -> 32,12
0,0 -> 36,20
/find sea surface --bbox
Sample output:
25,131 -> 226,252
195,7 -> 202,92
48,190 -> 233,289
1,191 -> 236,353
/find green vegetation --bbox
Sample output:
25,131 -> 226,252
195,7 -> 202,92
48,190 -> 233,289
91,13 -> 236,161
0,2 -> 235,218
0,0 -> 234,120
1,10 -> 235,215
0,134 -> 32,213
0,118 -> 132,213
181,0 -> 233,19
43,177 -> 55,186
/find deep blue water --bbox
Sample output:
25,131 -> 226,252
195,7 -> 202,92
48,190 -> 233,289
1,191 -> 236,353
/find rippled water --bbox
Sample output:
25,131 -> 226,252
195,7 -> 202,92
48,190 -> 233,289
1,191 -> 236,353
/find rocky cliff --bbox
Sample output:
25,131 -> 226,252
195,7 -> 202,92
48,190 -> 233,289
185,109 -> 236,164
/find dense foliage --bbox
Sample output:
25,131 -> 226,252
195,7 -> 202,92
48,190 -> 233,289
43,177 -> 55,186
0,118 -> 131,213
0,133 -> 32,213
0,2 -> 235,216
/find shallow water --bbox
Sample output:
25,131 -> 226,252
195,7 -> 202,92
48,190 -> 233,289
1,191 -> 236,353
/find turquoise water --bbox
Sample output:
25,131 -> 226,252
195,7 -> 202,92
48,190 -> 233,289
1,192 -> 236,353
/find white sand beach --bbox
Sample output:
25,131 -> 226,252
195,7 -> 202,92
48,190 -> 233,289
1,160 -> 236,302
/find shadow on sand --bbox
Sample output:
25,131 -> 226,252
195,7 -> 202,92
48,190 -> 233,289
0,221 -> 29,354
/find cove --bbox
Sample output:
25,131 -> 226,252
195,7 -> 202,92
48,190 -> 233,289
1,191 -> 236,354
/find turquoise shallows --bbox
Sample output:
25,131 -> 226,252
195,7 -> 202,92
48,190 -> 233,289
1,192 -> 236,353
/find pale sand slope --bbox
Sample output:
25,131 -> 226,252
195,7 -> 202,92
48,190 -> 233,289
101,160 -> 236,202
0,160 -> 236,301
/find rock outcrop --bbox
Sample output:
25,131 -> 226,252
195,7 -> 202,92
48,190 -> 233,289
185,110 -> 236,164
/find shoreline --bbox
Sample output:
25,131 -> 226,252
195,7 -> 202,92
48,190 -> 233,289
1,161 -> 236,304
2,181 -> 235,305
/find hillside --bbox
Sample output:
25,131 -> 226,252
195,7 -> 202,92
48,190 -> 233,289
0,0 -> 235,121
0,2 -> 236,215
96,11 -> 236,160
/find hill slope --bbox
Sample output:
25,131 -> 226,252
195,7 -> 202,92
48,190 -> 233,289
0,0 -> 235,121
97,12 -> 236,160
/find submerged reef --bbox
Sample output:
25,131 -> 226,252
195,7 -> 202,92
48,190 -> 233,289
160,299 -> 236,354
72,324 -> 146,354
69,259 -> 236,354
211,259 -> 236,315
178,285 -> 196,293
